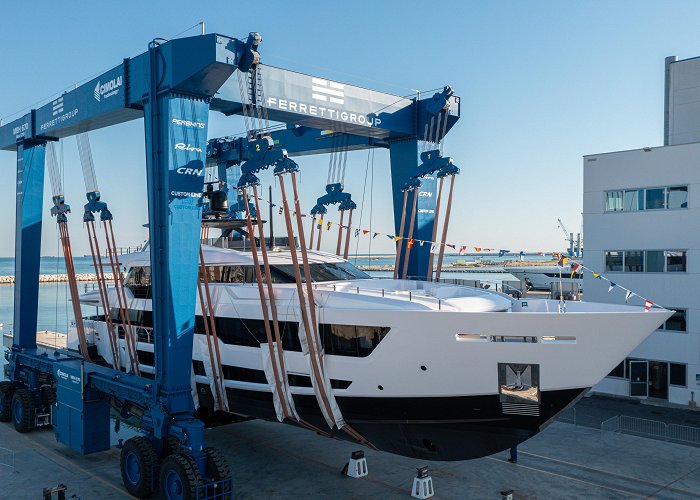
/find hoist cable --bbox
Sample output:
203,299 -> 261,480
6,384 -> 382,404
353,148 -> 372,260
335,209 -> 345,256
401,188 -> 420,279
242,188 -> 295,421
343,208 -> 353,260
196,255 -> 225,410
426,176 -> 444,281
435,174 -> 456,281
103,221 -> 140,376
85,222 -> 121,370
393,190 -> 409,280
76,133 -> 98,193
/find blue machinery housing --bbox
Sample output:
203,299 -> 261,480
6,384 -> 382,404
0,32 -> 459,497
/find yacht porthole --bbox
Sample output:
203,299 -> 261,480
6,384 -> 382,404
377,385 -> 384,390
420,365 -> 427,371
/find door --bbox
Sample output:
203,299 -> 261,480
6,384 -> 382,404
629,360 -> 649,398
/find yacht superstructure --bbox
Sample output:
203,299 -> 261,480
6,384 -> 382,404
72,246 -> 670,461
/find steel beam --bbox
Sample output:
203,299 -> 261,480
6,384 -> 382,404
390,140 -> 437,279
13,138 -> 46,351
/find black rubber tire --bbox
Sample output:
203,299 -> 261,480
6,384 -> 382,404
159,453 -> 203,500
12,389 -> 34,433
40,384 -> 56,406
0,381 -> 13,422
204,447 -> 232,498
163,436 -> 181,457
120,436 -> 158,498
203,447 -> 232,481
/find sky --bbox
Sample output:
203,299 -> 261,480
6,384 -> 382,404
1,1 -> 700,257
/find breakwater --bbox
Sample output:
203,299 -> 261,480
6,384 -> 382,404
0,273 -> 113,284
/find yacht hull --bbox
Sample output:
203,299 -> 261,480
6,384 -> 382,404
194,384 -> 587,460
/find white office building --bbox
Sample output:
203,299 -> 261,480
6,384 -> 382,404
583,56 -> 700,407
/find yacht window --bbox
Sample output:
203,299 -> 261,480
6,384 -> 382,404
605,251 -> 623,272
194,316 -> 302,352
125,267 -> 151,299
322,324 -> 390,357
668,186 -> 688,209
274,262 -> 371,282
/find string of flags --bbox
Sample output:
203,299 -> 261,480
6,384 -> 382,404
232,187 -> 664,311
555,256 -> 666,312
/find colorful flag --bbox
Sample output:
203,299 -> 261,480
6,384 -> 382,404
372,232 -> 379,239
644,300 -> 653,312
498,249 -> 509,257
407,239 -> 414,249
570,262 -> 582,278
326,222 -> 332,231
608,282 -> 616,293
354,229 -> 360,237
625,291 -> 633,303
387,234 -> 394,240
446,244 -> 456,249
419,240 -> 425,246
537,251 -> 544,256
318,218 -> 323,226
593,273 -> 600,279
430,243 -> 439,254
557,254 -> 569,267
459,246 -> 467,255
278,207 -> 284,215
393,236 -> 402,243
362,230 -> 369,235
474,247 -> 482,252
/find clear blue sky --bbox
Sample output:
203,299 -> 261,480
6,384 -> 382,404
1,0 -> 698,257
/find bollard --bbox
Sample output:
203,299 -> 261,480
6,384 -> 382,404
411,466 -> 434,499
343,450 -> 368,478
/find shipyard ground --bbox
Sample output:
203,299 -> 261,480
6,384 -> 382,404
2,399 -> 700,499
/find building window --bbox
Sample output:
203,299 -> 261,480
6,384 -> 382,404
666,251 -> 687,272
604,250 -> 686,273
669,363 -> 687,387
605,191 -> 623,212
668,186 -> 688,209
645,188 -> 666,210
608,361 -> 625,378
605,251 -> 623,271
625,251 -> 644,272
646,251 -> 665,272
624,190 -> 643,211
660,309 -> 687,332
604,185 -> 688,212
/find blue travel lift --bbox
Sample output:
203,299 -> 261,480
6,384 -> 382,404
0,31 -> 460,498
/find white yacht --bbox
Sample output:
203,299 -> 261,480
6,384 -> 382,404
505,264 -> 583,291
72,246 -> 669,461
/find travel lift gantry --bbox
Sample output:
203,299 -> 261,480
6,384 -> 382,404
0,32 -> 459,498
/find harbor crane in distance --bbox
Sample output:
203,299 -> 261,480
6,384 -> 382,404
0,31 -> 459,498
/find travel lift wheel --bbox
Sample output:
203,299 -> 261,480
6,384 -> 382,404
0,381 -> 13,422
159,453 -> 203,500
12,388 -> 35,433
204,447 -> 232,496
120,436 -> 159,498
